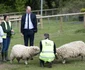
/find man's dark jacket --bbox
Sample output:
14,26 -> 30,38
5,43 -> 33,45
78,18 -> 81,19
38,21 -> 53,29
21,13 -> 37,34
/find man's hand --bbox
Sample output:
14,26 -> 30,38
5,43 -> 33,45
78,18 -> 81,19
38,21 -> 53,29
34,30 -> 37,33
21,33 -> 23,36
11,29 -> 14,32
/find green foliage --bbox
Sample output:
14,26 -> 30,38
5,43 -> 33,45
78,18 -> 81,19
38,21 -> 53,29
0,0 -> 16,13
0,4 -> 14,13
15,0 -> 27,12
80,8 -> 85,12
0,0 -> 40,13
0,0 -> 85,13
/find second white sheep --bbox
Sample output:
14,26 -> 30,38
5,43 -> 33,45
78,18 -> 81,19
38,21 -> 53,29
56,41 -> 85,64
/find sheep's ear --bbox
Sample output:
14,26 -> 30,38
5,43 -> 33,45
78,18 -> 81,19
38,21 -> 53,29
33,47 -> 36,50
33,47 -> 38,51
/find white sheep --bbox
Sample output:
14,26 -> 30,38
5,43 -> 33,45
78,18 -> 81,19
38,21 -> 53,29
10,44 -> 40,65
56,41 -> 85,64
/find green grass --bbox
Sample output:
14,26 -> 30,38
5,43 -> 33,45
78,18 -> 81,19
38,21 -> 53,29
1,19 -> 85,70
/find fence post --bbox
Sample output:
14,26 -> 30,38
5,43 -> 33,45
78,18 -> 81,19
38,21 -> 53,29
19,17 -> 21,32
60,16 -> 63,32
40,17 -> 43,29
84,14 -> 85,28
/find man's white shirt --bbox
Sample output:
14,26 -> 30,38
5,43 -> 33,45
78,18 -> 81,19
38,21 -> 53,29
24,13 -> 34,29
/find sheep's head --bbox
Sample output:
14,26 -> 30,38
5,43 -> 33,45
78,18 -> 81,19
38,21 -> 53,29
55,48 -> 60,59
31,46 -> 40,55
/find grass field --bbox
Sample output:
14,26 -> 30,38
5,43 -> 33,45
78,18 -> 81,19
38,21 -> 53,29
1,19 -> 85,70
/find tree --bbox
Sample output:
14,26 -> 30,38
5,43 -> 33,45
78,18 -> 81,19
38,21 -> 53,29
45,0 -> 53,8
25,0 -> 40,10
0,0 -> 16,13
0,0 -> 85,13
63,0 -> 85,13
15,0 -> 27,12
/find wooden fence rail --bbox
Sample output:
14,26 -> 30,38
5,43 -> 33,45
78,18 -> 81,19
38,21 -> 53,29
0,12 -> 85,31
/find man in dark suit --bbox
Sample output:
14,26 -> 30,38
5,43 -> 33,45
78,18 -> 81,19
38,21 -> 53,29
21,6 -> 37,46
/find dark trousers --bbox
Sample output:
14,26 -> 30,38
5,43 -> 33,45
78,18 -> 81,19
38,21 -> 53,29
23,29 -> 35,46
2,37 -> 11,53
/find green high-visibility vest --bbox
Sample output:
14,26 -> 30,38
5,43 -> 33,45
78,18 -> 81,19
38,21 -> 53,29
2,20 -> 11,39
39,39 -> 55,62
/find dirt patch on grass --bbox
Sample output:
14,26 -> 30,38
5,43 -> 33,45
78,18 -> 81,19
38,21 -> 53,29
0,63 -> 20,70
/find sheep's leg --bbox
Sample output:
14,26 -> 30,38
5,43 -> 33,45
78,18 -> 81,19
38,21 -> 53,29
10,56 -> 15,63
81,56 -> 83,61
25,60 -> 28,65
30,56 -> 33,60
62,58 -> 66,64
16,58 -> 21,63
10,60 -> 13,63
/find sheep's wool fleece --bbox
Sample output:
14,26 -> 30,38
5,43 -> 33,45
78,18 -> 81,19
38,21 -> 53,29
56,41 -> 85,58
11,44 -> 31,58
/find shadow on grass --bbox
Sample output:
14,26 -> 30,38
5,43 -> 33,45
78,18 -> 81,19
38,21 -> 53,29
75,29 -> 85,33
53,57 -> 85,64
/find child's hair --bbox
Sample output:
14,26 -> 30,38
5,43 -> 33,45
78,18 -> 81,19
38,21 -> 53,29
3,15 -> 8,20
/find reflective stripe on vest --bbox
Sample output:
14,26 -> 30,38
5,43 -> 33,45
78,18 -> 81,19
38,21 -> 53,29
2,21 -> 11,39
42,51 -> 54,53
2,33 -> 7,39
3,20 -> 11,30
39,39 -> 55,62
